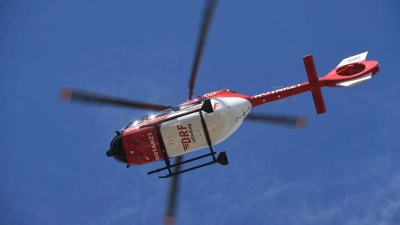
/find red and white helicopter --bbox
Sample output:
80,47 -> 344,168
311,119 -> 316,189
59,0 -> 380,224
61,50 -> 379,174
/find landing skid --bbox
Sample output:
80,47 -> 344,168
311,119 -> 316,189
148,151 -> 228,178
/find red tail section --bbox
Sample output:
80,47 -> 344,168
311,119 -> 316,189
303,55 -> 326,115
249,52 -> 380,113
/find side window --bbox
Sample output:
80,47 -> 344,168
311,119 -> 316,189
124,116 -> 147,129
147,109 -> 172,120
148,111 -> 169,120
179,101 -> 202,110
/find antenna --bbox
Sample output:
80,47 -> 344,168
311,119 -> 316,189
270,84 -> 286,103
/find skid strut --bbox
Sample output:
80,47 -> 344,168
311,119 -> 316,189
147,103 -> 229,178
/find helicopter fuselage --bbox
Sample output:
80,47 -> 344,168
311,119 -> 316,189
118,91 -> 252,165
107,55 -> 380,170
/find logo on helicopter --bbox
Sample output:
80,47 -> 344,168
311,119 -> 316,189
201,91 -> 217,99
252,84 -> 301,99
177,124 -> 196,151
148,132 -> 160,160
213,102 -> 220,110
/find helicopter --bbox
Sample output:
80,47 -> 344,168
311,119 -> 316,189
59,0 -> 380,224
60,49 -> 379,175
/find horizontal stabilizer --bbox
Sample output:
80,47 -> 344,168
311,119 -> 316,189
303,54 -> 327,115
311,89 -> 326,114
303,54 -> 319,83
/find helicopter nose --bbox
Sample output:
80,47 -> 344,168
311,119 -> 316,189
107,131 -> 129,164
107,132 -> 123,157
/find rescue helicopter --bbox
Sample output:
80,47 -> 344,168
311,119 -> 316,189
59,0 -> 380,224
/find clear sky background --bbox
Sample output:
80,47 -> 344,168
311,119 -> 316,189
1,0 -> 400,225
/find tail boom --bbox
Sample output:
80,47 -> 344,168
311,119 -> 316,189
250,53 -> 380,114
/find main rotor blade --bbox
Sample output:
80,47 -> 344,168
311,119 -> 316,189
166,1 -> 219,224
59,88 -> 170,111
188,0 -> 218,100
164,156 -> 182,225
246,113 -> 308,128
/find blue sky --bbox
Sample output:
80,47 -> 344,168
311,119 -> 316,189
1,0 -> 400,224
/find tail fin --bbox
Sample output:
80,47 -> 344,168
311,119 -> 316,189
303,55 -> 326,115
337,52 -> 368,67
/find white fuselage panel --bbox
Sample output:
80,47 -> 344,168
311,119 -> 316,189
160,97 -> 252,157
